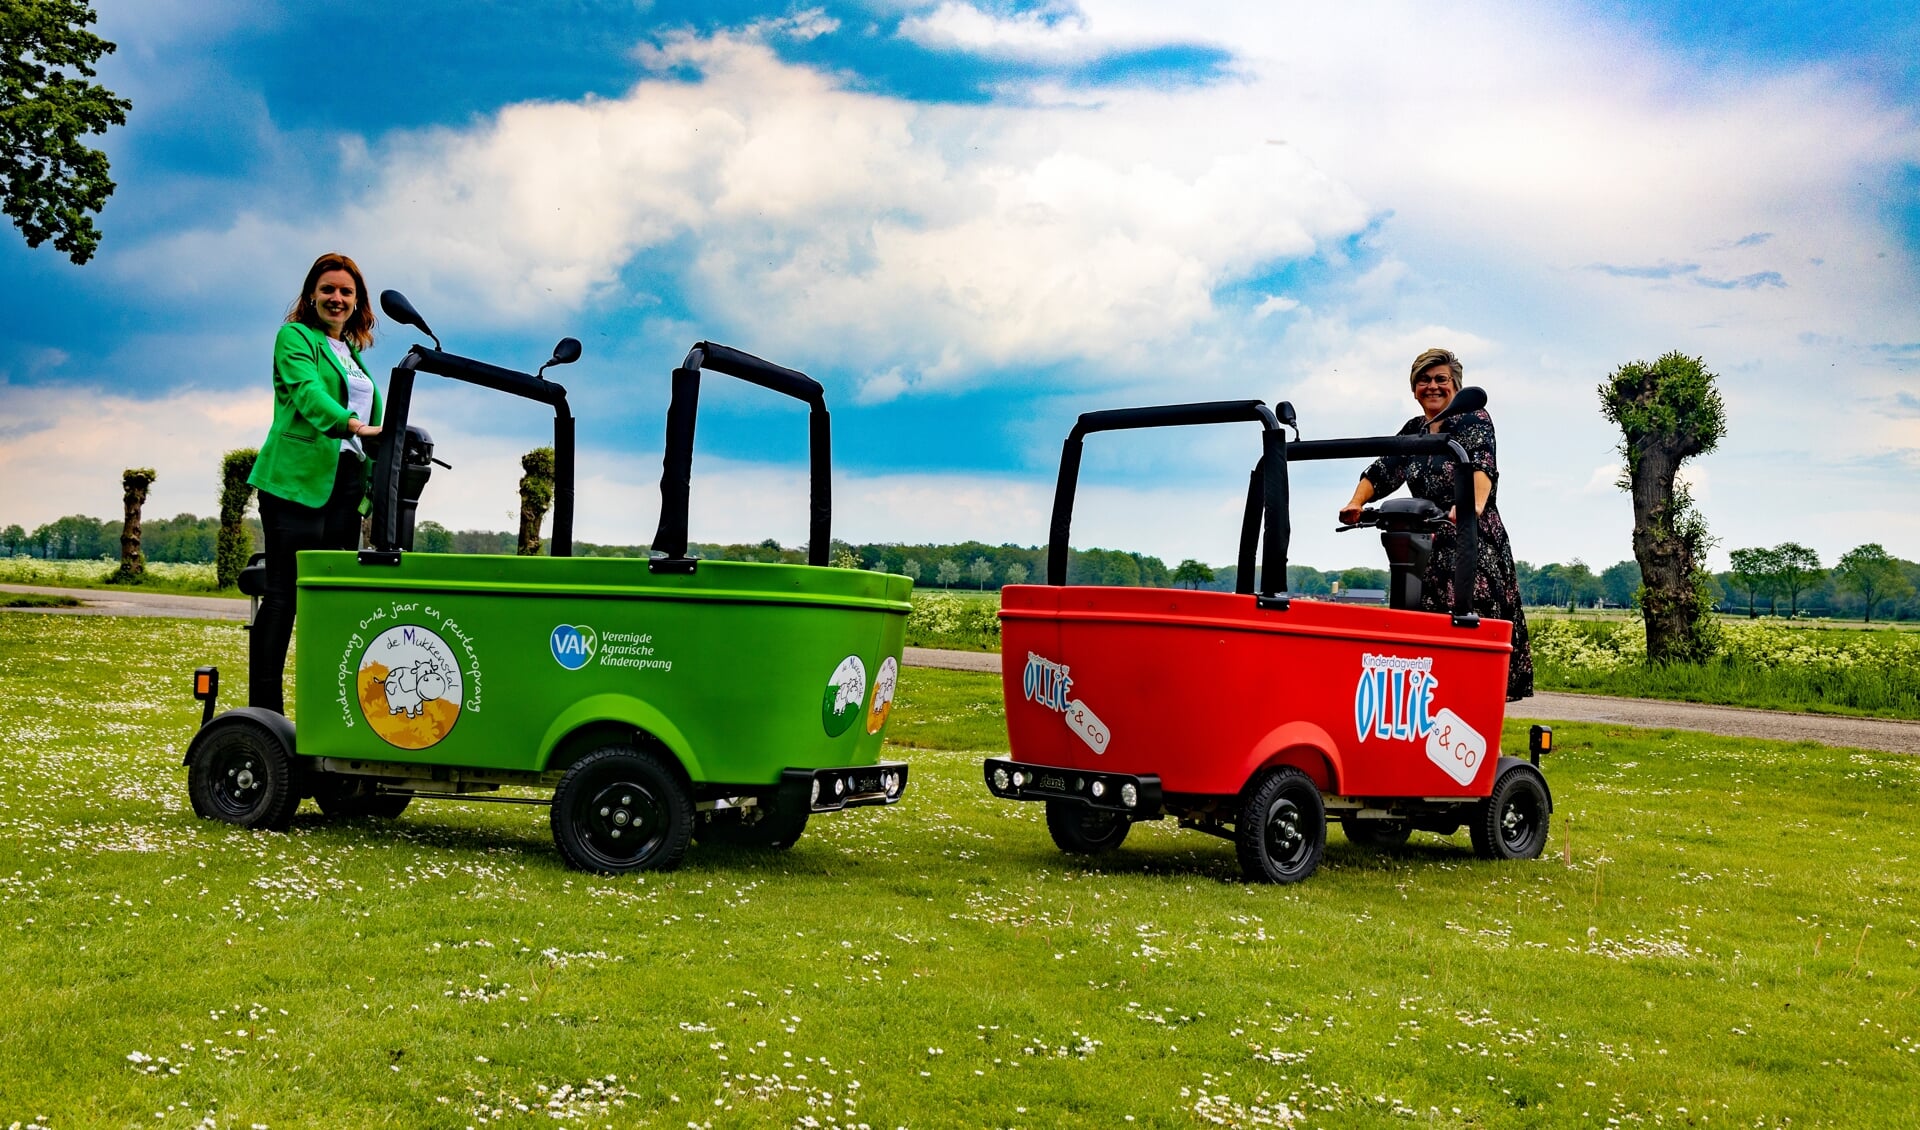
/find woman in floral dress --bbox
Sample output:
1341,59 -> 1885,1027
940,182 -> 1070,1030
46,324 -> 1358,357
1338,347 -> 1534,701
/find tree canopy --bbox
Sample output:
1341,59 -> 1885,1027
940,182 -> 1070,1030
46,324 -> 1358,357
1834,544 -> 1913,623
1,0 -> 131,264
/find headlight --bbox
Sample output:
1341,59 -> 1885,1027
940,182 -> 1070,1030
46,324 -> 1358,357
992,768 -> 1010,791
1012,771 -> 1026,788
1090,780 -> 1106,799
811,778 -> 821,805
1121,783 -> 1138,808
833,777 -> 846,797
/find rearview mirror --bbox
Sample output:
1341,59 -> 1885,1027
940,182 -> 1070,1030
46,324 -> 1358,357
538,337 -> 582,379
379,290 -> 441,350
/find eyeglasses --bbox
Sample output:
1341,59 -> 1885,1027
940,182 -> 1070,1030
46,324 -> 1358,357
1413,374 -> 1453,387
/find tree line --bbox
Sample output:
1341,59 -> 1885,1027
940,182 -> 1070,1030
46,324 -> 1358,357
12,508 -> 1915,621
1,513 -> 259,564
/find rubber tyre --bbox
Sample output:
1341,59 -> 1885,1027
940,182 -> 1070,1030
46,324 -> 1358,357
1340,814 -> 1412,850
1236,767 -> 1326,884
187,721 -> 300,831
695,798 -> 810,850
1471,764 -> 1551,861
1045,800 -> 1131,855
550,745 -> 692,874
313,777 -> 412,820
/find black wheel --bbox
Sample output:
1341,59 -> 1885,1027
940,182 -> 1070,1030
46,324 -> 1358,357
1045,800 -> 1131,854
1235,767 -> 1326,884
313,776 -> 412,820
550,745 -> 692,874
695,797 -> 809,850
187,721 -> 300,831
1340,814 -> 1412,850
1471,765 -> 1551,860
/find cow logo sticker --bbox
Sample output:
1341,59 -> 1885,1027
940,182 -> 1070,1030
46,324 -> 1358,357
551,624 -> 597,670
866,656 -> 899,735
822,655 -> 867,737
358,625 -> 465,749
1022,652 -> 1111,754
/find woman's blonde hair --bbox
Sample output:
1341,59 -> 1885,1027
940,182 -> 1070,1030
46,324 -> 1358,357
286,251 -> 376,350
1409,347 -> 1462,391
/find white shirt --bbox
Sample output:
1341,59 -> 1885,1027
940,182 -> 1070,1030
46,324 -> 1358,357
327,337 -> 376,459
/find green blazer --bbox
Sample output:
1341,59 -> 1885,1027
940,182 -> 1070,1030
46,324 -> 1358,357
248,322 -> 384,508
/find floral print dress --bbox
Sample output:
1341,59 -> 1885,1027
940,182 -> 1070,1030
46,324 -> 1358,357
1360,409 -> 1534,700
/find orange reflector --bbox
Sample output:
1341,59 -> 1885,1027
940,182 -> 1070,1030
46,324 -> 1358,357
195,673 -> 211,695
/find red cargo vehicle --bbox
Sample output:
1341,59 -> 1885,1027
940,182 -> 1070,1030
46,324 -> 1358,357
984,397 -> 1551,883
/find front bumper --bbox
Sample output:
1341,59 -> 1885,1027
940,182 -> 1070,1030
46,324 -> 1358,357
982,758 -> 1162,818
782,762 -> 911,813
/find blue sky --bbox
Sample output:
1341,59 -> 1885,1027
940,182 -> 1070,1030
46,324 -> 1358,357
4,0 -> 1917,571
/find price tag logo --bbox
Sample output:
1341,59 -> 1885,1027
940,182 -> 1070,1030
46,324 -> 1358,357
1063,698 -> 1110,755
1423,707 -> 1486,786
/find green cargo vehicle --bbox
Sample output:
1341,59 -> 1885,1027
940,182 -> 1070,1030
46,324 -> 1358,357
184,292 -> 911,873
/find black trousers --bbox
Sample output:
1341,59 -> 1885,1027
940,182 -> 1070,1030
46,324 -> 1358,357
250,454 -> 365,713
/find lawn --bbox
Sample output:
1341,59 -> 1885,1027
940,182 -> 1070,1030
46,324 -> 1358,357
0,614 -> 1916,1128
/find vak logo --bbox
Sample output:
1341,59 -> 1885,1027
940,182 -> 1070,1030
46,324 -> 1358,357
357,624 -> 466,750
822,655 -> 868,738
551,624 -> 598,670
866,656 -> 899,735
1354,652 -> 1439,744
1023,652 -> 1111,755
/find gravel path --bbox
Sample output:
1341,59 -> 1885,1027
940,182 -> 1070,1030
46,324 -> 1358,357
905,646 -> 1920,755
1,583 -> 249,621
5,591 -> 1913,753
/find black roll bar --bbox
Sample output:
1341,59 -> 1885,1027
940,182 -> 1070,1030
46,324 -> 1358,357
365,345 -> 576,560
1283,432 -> 1480,627
649,342 -> 830,572
1047,401 -> 1287,605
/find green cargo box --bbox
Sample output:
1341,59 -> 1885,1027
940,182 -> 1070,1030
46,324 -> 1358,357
294,552 -> 910,781
185,319 -> 912,875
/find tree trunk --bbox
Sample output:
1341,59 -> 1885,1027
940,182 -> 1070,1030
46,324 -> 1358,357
216,450 -> 258,589
1627,447 -> 1708,662
110,468 -> 156,584
517,447 -> 556,557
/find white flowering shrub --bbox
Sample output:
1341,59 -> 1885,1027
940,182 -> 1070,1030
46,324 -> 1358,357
906,592 -> 1000,649
0,556 -> 219,589
1532,614 -> 1920,715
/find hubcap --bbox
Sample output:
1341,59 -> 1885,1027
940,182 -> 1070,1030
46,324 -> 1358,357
1500,797 -> 1536,849
580,779 -> 664,864
1265,797 -> 1309,868
206,747 -> 267,820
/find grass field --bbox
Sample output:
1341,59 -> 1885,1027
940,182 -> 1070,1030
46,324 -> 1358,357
1,614 -> 1917,1128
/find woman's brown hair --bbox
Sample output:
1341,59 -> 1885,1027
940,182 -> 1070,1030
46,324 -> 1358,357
1408,347 -> 1462,391
286,251 -> 376,350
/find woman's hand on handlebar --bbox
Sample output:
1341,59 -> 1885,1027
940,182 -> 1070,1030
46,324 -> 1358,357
1338,504 -> 1364,525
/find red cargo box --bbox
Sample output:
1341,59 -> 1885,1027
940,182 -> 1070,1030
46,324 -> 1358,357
982,395 -> 1551,884
1001,585 -> 1512,799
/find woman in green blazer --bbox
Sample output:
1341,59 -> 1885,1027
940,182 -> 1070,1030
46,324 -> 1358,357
247,251 -> 385,713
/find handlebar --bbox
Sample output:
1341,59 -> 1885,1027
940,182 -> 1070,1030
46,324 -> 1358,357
1336,506 -> 1453,533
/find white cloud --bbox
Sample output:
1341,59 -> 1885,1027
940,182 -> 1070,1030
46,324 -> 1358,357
122,24 -> 1370,390
0,381 -> 273,529
898,3 -> 1111,61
